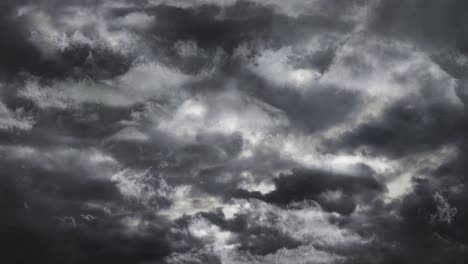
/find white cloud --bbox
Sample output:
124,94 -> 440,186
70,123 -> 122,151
249,46 -> 321,90
28,11 -> 71,56
111,168 -> 174,208
19,62 -> 198,108
116,12 -> 155,30
157,89 -> 288,142
0,102 -> 36,131
237,173 -> 276,195
166,244 -> 343,264
431,192 -> 457,224
224,244 -> 344,264
174,40 -> 205,58
384,145 -> 458,201
321,36 -> 461,103
115,62 -> 194,98
23,5 -> 141,55
106,127 -> 150,142
159,187 -> 223,220
188,217 -> 235,250
237,199 -> 363,246
0,145 -> 119,178
168,198 -> 365,263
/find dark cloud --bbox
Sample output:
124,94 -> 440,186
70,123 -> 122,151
137,1 -> 355,52
3,0 -> 468,263
0,20 -> 130,80
370,0 -> 468,52
0,0 -> 132,80
200,210 -> 302,255
328,96 -> 468,157
256,84 -> 363,133
340,178 -> 468,264
369,0 -> 468,83
234,166 -> 385,215
0,165 -> 176,264
0,7 -> 57,78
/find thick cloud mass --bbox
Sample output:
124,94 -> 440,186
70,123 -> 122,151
2,0 -> 468,263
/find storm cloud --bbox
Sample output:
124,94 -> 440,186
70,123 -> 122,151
1,0 -> 468,263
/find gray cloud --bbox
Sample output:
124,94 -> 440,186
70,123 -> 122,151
2,0 -> 468,263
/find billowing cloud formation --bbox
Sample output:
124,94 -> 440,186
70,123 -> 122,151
2,0 -> 468,263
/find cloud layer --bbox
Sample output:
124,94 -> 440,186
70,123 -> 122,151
2,0 -> 468,263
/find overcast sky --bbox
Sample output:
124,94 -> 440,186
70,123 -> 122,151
1,0 -> 468,263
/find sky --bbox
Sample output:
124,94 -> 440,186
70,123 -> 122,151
1,0 -> 468,263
